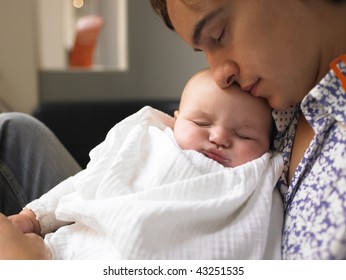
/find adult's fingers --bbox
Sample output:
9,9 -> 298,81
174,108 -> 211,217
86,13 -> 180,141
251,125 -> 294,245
0,213 -> 49,260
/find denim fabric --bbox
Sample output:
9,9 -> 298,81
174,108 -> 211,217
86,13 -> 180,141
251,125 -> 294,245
0,112 -> 81,215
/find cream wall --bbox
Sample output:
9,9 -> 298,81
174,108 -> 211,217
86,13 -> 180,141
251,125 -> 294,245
0,0 -> 38,113
0,0 -> 207,113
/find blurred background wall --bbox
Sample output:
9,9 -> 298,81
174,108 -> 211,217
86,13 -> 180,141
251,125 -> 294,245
0,0 -> 207,114
0,0 -> 38,113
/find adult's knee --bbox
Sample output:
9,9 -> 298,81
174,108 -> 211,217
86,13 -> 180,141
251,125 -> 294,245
0,112 -> 44,132
0,112 -> 53,145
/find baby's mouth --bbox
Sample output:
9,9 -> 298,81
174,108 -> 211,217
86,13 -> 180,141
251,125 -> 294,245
202,149 -> 230,166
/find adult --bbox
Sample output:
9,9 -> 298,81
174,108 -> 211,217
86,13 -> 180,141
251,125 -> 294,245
149,0 -> 346,259
0,0 -> 345,260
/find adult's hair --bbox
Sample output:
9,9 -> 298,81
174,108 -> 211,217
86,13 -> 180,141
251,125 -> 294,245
149,0 -> 346,31
150,0 -> 174,30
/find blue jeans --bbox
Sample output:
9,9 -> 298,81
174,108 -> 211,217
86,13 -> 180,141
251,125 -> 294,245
0,113 -> 81,215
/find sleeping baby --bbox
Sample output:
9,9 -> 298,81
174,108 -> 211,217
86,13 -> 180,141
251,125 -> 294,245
9,69 -> 284,259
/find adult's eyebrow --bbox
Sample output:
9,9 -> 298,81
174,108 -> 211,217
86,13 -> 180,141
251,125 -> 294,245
192,8 -> 224,46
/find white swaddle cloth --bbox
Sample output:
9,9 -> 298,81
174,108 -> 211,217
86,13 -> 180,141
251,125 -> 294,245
27,106 -> 284,259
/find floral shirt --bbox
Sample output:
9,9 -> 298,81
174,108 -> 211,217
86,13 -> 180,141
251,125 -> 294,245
273,55 -> 346,259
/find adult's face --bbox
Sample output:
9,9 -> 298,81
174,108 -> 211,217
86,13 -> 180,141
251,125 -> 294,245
166,0 -> 323,110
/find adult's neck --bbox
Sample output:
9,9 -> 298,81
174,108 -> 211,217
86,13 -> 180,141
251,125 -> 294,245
313,1 -> 346,83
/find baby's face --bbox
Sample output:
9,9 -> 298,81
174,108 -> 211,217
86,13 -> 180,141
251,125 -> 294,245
174,71 -> 272,167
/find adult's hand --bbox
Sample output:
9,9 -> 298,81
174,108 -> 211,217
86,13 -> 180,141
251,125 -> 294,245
0,213 -> 50,260
8,209 -> 41,234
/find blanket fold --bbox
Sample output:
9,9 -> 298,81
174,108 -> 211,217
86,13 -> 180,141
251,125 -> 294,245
30,106 -> 283,259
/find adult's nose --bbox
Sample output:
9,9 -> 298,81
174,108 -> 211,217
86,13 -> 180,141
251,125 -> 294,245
205,51 -> 240,89
212,62 -> 239,89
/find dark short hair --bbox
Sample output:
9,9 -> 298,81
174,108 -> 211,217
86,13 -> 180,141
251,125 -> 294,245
150,0 -> 346,31
150,0 -> 174,30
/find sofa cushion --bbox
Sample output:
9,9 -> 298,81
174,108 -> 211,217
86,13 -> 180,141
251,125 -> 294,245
33,100 -> 179,168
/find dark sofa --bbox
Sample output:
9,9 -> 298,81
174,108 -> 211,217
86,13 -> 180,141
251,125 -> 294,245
33,100 -> 179,168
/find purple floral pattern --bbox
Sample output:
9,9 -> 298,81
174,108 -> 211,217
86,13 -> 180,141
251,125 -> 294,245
273,58 -> 346,259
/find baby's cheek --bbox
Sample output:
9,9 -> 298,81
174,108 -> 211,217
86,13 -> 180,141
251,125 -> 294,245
175,130 -> 200,151
234,142 -> 263,164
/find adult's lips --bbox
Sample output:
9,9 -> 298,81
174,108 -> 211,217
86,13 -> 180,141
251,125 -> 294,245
242,79 -> 260,97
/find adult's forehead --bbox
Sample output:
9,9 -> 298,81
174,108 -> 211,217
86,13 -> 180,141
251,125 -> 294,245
168,0 -> 218,14
180,0 -> 208,11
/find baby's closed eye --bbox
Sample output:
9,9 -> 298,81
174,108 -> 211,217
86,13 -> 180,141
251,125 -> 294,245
191,120 -> 211,127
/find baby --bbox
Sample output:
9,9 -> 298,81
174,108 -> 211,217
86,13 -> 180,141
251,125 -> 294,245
8,69 -> 283,260
174,68 -> 272,167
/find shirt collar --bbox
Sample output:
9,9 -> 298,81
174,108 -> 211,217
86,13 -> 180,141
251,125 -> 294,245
272,105 -> 300,132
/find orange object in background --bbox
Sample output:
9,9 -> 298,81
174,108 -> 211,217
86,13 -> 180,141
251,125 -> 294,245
69,15 -> 105,68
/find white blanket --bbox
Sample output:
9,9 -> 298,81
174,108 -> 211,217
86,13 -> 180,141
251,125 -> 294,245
27,106 -> 284,259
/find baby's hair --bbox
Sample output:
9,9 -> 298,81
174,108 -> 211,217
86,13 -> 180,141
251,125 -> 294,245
269,118 -> 278,151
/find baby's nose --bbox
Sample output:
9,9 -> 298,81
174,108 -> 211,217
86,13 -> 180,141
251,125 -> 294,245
209,127 -> 231,148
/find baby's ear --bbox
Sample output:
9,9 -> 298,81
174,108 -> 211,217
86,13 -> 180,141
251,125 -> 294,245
174,110 -> 179,120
